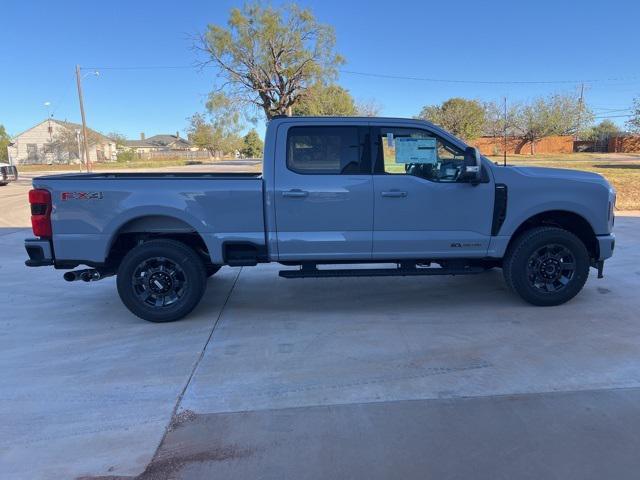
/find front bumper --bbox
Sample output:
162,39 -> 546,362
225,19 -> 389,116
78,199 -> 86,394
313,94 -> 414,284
597,233 -> 615,261
25,238 -> 54,266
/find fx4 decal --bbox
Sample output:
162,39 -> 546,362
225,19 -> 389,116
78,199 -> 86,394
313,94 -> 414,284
61,192 -> 104,201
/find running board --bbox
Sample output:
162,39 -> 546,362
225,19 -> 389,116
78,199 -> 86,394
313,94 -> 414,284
279,265 -> 485,279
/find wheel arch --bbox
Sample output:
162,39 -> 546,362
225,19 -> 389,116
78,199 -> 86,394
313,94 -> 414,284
506,210 -> 599,260
105,214 -> 213,268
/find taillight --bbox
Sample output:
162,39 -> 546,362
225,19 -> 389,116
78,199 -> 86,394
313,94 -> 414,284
28,189 -> 52,237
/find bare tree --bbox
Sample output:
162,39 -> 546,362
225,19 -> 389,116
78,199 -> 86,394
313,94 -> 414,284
197,3 -> 344,120
627,97 -> 640,133
47,127 -> 102,164
356,98 -> 382,117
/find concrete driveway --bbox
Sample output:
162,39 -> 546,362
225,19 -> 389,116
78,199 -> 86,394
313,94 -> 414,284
1,204 -> 640,478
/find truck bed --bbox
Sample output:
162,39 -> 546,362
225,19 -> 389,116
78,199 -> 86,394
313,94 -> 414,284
33,173 -> 266,265
37,172 -> 262,180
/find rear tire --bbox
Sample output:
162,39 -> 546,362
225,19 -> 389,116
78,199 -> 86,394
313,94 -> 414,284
116,239 -> 207,322
503,226 -> 590,306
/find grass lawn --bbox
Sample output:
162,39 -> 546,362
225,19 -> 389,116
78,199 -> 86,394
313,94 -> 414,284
487,153 -> 640,211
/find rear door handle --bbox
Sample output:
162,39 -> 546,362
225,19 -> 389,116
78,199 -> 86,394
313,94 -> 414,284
381,190 -> 408,198
282,189 -> 309,198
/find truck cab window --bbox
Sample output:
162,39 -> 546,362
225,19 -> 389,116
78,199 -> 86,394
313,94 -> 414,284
287,126 -> 363,174
376,128 -> 466,182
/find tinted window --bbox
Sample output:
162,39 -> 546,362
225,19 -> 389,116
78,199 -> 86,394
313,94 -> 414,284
287,126 -> 363,174
375,127 -> 466,183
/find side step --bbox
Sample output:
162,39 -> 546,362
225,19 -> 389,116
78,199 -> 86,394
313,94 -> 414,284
279,265 -> 485,279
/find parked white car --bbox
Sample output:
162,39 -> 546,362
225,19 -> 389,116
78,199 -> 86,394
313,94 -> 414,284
0,163 -> 18,185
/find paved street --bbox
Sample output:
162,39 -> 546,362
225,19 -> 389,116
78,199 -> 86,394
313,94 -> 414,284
1,176 -> 640,479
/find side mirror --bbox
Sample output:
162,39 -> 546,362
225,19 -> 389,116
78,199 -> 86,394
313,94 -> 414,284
461,146 -> 482,184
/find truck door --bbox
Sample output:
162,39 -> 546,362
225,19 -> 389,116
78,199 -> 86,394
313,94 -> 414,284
371,125 -> 494,259
274,125 -> 373,261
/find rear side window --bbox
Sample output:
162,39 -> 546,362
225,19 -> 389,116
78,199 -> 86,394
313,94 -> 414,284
287,126 -> 364,174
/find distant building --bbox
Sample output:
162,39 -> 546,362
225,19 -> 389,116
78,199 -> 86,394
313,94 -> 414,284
8,119 -> 116,165
123,132 -> 194,154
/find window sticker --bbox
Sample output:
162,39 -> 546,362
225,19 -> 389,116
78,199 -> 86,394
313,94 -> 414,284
395,137 -> 437,164
386,132 -> 394,148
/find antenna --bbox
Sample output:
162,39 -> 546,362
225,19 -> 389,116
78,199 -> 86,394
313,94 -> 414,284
503,97 -> 507,167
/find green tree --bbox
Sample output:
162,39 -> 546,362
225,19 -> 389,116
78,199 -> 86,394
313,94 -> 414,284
293,83 -> 356,116
512,94 -> 593,154
198,3 -> 344,119
187,113 -> 217,154
583,120 -> 620,141
627,97 -> 640,133
0,125 -> 10,162
417,98 -> 486,141
241,129 -> 264,158
188,90 -> 246,158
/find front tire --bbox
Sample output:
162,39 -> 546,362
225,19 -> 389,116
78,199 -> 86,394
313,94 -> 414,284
116,239 -> 207,322
503,226 -> 590,306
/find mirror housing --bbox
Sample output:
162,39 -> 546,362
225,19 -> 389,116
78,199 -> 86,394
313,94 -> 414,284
461,146 -> 482,184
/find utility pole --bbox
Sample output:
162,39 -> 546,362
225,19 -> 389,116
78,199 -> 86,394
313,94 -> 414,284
75,65 -> 92,172
503,97 -> 507,166
576,82 -> 584,141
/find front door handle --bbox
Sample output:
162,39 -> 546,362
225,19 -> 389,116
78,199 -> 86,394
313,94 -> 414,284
381,190 -> 408,198
282,189 -> 309,198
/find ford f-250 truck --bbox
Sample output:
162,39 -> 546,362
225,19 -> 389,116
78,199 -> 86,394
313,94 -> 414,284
24,117 -> 616,322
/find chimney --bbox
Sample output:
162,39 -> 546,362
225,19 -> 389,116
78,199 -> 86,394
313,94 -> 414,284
140,132 -> 145,141
176,131 -> 180,139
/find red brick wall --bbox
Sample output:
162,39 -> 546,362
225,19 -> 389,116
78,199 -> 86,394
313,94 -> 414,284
472,136 -> 574,155
609,136 -> 640,153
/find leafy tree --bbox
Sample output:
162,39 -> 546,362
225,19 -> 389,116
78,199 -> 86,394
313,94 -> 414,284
0,125 -> 10,162
292,83 -> 356,116
627,97 -> 640,133
241,129 -> 264,158
417,98 -> 486,141
198,3 -> 344,120
583,120 -> 620,142
188,91 -> 245,158
512,94 -> 593,154
221,133 -> 243,157
187,113 -> 217,154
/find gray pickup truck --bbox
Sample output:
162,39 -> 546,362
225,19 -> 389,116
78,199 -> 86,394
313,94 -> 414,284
25,117 -> 616,322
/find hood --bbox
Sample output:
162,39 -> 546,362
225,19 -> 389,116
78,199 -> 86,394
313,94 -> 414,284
509,166 -> 609,185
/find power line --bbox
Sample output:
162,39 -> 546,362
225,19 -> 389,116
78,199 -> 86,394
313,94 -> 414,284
82,65 -> 199,70
340,69 -> 640,85
594,114 -> 633,119
80,64 -> 640,85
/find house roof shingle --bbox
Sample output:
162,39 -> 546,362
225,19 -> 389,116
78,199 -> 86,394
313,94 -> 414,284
11,118 -> 113,142
145,134 -> 192,148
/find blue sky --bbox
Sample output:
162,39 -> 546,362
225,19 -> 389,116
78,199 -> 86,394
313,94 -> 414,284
1,0 -> 638,139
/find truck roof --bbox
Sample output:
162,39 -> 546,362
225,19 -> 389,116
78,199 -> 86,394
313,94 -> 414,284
268,116 -> 466,149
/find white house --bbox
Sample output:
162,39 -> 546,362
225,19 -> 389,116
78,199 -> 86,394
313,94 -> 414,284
8,119 -> 116,165
123,132 -> 194,155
